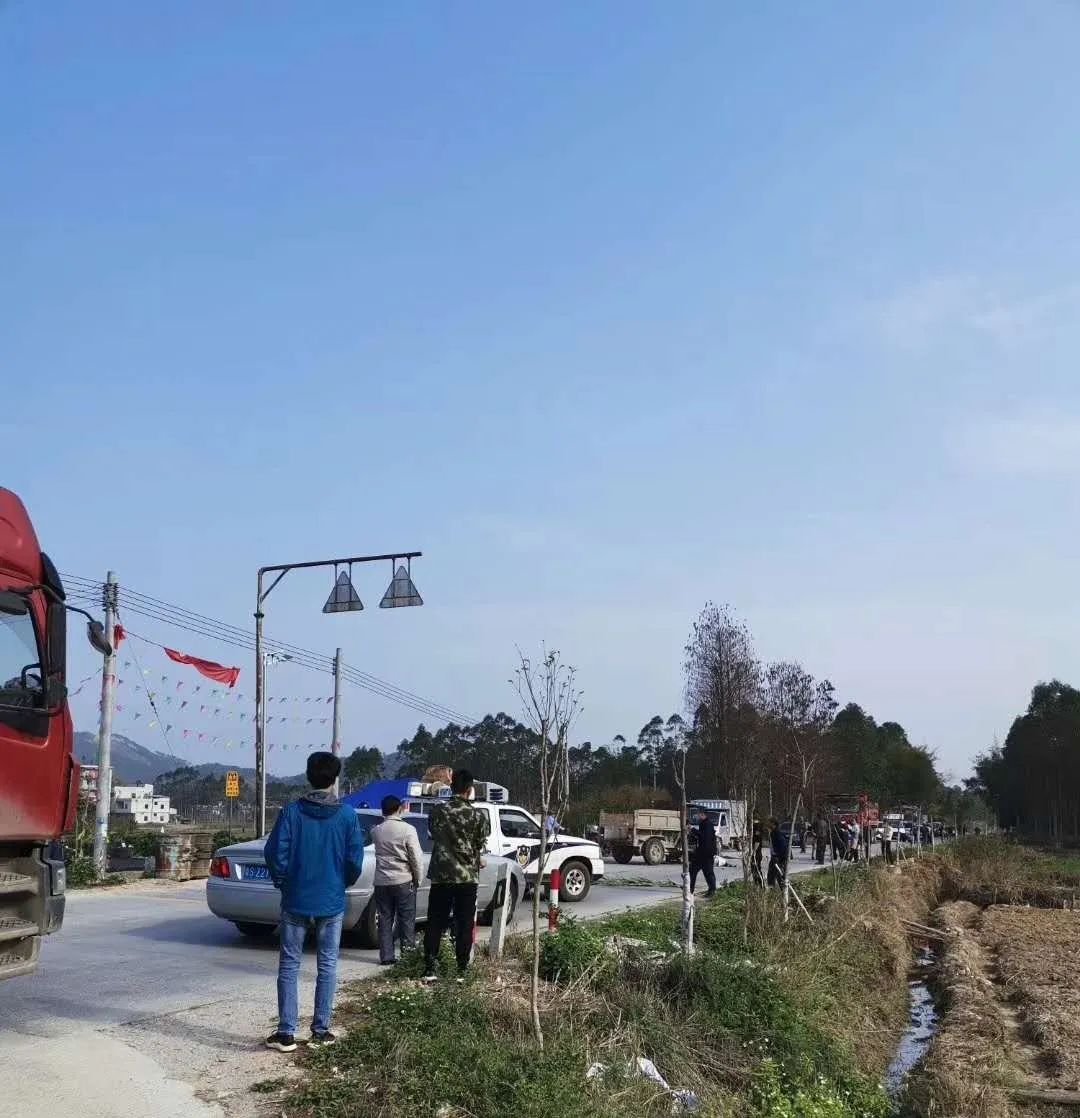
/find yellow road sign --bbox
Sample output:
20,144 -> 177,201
225,770 -> 240,799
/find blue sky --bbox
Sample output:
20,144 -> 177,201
4,2 -> 1079,780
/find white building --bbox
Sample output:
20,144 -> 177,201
111,783 -> 176,825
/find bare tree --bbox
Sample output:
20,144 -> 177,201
684,603 -> 768,940
761,661 -> 836,919
512,645 -> 583,1050
684,603 -> 762,792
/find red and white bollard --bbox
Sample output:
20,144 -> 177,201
547,867 -> 561,931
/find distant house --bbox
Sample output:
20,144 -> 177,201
111,783 -> 177,825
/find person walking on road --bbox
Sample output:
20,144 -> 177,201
422,768 -> 490,983
372,794 -> 423,965
767,818 -> 788,888
544,812 -> 560,838
263,751 -> 364,1053
689,807 -> 717,896
882,819 -> 895,865
813,813 -> 828,865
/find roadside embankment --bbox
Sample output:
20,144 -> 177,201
272,859 -> 952,1118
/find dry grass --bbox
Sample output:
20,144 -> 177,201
982,906 -> 1080,1089
906,901 -> 1015,1118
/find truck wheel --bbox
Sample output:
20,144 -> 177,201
612,846 -> 634,864
233,921 -> 276,938
559,860 -> 591,902
642,838 -> 666,866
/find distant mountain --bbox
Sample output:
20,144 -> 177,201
73,731 -> 375,787
73,732 -> 185,785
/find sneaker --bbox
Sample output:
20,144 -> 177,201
265,1032 -> 297,1053
421,971 -> 439,984
308,1031 -> 337,1049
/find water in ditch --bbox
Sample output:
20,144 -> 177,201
885,945 -> 938,1104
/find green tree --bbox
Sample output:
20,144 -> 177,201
343,746 -> 383,790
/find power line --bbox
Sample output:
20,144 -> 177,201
61,572 -> 475,725
64,574 -> 471,719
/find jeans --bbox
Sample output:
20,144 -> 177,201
689,856 -> 716,894
277,910 -> 343,1037
374,883 -> 417,963
424,883 -> 478,972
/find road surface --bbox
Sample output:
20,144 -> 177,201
0,870 -> 679,1118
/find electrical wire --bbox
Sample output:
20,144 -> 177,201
61,572 -> 475,724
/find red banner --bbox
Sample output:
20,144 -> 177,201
163,647 -> 240,688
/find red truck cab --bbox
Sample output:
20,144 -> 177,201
0,488 -> 107,980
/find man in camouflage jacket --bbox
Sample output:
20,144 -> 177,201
422,768 -> 490,980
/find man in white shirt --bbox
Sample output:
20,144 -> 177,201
371,795 -> 423,965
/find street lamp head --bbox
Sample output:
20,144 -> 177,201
379,561 -> 423,608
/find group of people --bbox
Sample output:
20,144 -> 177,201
261,753 -> 489,1054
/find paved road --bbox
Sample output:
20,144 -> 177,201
0,871 -> 678,1118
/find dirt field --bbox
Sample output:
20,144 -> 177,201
982,906 -> 1080,1089
910,900 -> 1080,1118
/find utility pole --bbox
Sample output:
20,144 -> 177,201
92,572 -> 118,880
332,647 -> 343,796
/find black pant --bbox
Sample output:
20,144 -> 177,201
375,883 -> 417,964
690,855 -> 716,894
424,882 -> 478,973
814,838 -> 826,864
767,855 -> 786,888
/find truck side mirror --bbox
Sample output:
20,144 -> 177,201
87,620 -> 112,657
0,590 -> 29,616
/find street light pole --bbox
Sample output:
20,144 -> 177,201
253,551 -> 422,834
254,570 -> 266,835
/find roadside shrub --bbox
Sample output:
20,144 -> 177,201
751,1059 -> 889,1118
538,915 -> 610,982
211,830 -> 237,852
126,832 -> 161,857
66,855 -> 96,888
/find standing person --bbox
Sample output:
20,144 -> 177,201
767,819 -> 788,888
846,821 -> 859,862
750,820 -> 765,886
689,807 -> 717,896
371,795 -> 423,965
263,751 -> 364,1053
544,811 -> 560,839
882,819 -> 895,865
814,813 -> 828,865
422,769 -> 490,983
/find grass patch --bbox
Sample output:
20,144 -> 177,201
250,1077 -> 289,1094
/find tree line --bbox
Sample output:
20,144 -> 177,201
384,602 -> 974,829
971,680 -> 1080,840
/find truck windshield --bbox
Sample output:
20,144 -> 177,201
0,609 -> 43,707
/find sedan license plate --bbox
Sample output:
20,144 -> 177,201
243,864 -> 271,881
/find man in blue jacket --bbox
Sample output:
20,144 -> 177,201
263,751 -> 364,1052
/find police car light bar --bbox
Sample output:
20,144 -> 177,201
403,779 -> 510,803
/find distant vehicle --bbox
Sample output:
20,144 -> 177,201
599,809 -> 686,865
206,809 -> 525,944
688,799 -> 748,850
346,779 -> 604,902
0,487 -> 110,981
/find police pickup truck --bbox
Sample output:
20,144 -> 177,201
349,779 -> 604,902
